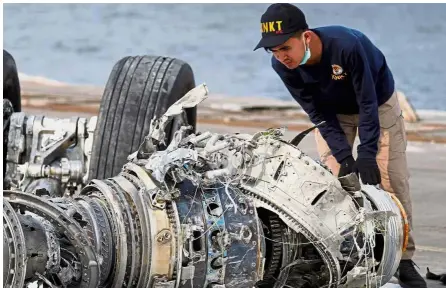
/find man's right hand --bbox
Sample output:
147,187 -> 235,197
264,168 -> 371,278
338,156 -> 356,177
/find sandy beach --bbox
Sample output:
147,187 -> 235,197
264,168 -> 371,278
14,74 -> 446,287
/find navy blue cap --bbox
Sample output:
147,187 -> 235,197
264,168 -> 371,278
254,3 -> 308,51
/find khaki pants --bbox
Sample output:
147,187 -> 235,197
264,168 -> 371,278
315,91 -> 415,260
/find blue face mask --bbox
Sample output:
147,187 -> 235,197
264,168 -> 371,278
300,37 -> 311,65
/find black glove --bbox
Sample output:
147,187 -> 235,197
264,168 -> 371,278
353,158 -> 381,185
338,156 -> 356,177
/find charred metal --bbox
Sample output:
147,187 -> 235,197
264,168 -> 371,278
3,56 -> 406,288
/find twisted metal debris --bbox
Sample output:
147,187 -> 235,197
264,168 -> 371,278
3,84 -> 407,288
4,108 -> 96,196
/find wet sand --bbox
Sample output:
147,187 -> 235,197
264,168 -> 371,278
15,75 -> 446,287
22,104 -> 446,288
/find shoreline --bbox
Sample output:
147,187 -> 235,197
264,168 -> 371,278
15,75 -> 446,288
18,74 -> 446,144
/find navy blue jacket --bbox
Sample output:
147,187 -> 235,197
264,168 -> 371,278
272,25 -> 395,163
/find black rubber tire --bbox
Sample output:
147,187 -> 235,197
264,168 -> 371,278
3,50 -> 21,112
3,50 -> 21,182
3,99 -> 14,181
88,55 -> 197,181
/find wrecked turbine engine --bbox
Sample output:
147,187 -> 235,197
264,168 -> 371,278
3,84 -> 408,288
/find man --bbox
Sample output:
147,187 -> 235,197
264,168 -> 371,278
254,3 -> 426,288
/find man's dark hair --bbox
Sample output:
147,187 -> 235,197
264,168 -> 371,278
292,29 -> 306,39
264,29 -> 307,52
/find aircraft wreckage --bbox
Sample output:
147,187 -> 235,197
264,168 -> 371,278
3,55 -> 408,288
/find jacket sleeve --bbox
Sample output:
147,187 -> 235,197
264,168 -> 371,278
347,41 -> 380,160
272,61 -> 352,163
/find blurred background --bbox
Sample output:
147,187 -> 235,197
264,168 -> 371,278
3,3 -> 446,110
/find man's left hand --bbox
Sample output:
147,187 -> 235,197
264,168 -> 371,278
353,158 -> 381,185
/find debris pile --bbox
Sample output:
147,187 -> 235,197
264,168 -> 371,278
3,84 -> 406,288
